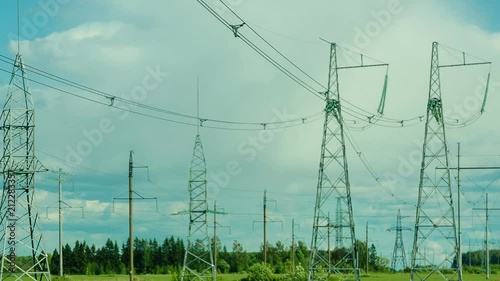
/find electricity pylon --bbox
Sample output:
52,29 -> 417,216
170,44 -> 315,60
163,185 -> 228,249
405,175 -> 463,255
387,209 -> 411,272
308,42 -> 387,281
411,42 -> 491,281
181,134 -> 215,281
181,79 -> 215,281
0,53 -> 50,280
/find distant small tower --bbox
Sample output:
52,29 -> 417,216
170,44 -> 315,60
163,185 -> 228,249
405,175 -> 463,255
181,80 -> 215,281
387,209 -> 411,272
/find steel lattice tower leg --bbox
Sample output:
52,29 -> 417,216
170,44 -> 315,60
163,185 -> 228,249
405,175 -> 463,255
411,42 -> 460,281
308,43 -> 359,281
0,54 -> 50,280
388,209 -> 411,272
181,134 -> 215,281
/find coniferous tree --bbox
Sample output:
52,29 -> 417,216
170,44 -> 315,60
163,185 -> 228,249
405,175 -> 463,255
50,249 -> 60,275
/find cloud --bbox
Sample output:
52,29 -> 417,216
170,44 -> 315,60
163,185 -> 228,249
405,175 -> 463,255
1,1 -> 499,261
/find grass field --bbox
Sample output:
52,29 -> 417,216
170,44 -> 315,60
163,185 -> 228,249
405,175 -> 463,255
45,272 -> 500,281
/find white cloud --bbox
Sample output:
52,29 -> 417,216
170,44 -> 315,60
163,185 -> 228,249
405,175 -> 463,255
1,0 -> 499,260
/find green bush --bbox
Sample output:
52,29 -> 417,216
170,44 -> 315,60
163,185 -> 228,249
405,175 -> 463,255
244,263 -> 274,281
282,264 -> 307,281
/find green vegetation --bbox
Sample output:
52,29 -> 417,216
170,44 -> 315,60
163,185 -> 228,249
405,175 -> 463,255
46,272 -> 500,281
49,235 -> 500,280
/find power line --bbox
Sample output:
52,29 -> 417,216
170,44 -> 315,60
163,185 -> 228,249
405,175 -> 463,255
0,64 -> 326,131
197,2 -> 479,131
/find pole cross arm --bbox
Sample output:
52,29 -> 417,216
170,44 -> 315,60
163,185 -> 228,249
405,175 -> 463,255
170,209 -> 226,216
252,220 -> 284,230
113,195 -> 158,212
216,223 -> 231,234
387,226 -> 412,232
437,166 -> 500,170
439,61 -> 491,68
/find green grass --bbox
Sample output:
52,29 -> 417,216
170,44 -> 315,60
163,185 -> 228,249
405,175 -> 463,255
53,274 -> 246,281
39,272 -> 500,281
361,272 -> 500,280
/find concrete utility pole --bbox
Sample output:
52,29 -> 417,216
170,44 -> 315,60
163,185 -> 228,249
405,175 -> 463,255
264,190 -> 267,264
366,222 -> 369,274
292,220 -> 295,272
55,168 -> 76,277
253,190 -> 280,265
291,219 -> 300,273
437,144 -> 500,280
474,193 -> 500,280
214,200 -> 218,274
262,189 -> 279,264
113,151 -> 152,281
129,153 -> 134,281
45,169 -> 80,277
457,142 -> 462,278
212,200 -> 229,276
59,170 -> 63,277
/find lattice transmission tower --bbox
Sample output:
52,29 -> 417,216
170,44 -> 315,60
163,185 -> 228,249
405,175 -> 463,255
181,81 -> 215,281
411,42 -> 491,281
308,42 -> 387,281
387,209 -> 411,272
0,52 -> 50,279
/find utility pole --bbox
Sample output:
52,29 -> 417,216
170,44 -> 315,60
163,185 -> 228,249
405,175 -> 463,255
253,190 -> 281,265
328,213 -> 331,267
473,193 -> 500,280
336,197 -> 343,249
366,222 -> 369,274
214,200 -> 218,274
468,239 -> 471,267
262,189 -> 279,264
45,169 -> 80,277
292,219 -> 295,272
437,144 -> 500,279
291,219 -> 301,273
114,151 -> 152,281
457,142 -> 462,278
129,152 -> 134,281
264,190 -> 267,265
212,200 -> 229,276
58,169 -> 63,277
54,168 -> 76,277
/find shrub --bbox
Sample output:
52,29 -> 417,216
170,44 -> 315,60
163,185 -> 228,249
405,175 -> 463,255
245,263 -> 274,281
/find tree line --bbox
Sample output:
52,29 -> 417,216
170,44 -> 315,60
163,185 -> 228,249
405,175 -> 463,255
50,236 -> 185,275
48,236 -> 396,276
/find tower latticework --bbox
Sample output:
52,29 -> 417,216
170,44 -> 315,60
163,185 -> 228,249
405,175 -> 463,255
388,209 -> 411,272
308,43 -> 359,281
0,53 -> 50,280
181,134 -> 215,281
411,42 -> 459,281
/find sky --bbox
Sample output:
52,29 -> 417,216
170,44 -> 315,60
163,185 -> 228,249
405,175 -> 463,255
0,0 -> 500,268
